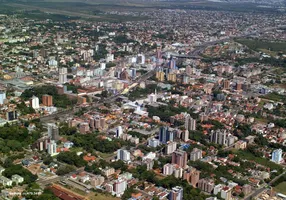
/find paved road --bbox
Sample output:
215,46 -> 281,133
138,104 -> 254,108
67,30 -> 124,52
269,171 -> 286,186
38,176 -> 61,188
244,186 -> 266,200
244,170 -> 286,199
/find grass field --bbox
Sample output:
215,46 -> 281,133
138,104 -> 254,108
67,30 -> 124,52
88,192 -> 120,200
60,183 -> 119,200
274,182 -> 286,195
235,38 -> 286,54
237,150 -> 283,172
262,92 -> 286,103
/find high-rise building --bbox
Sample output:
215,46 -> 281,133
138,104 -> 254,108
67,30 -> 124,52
0,90 -> 6,105
167,73 -> 177,82
163,163 -> 174,175
90,175 -> 105,187
143,159 -> 154,170
106,53 -> 114,62
271,149 -> 283,164
190,148 -> 203,161
242,184 -> 252,195
210,130 -> 229,146
40,49 -> 47,58
130,68 -> 137,78
156,71 -> 165,82
182,130 -> 189,142
100,117 -> 105,129
113,178 -> 127,197
42,95 -> 53,106
117,149 -> 131,162
47,140 -> 57,156
169,59 -> 176,69
185,66 -> 192,75
137,54 -> 145,65
116,126 -> 123,138
148,138 -> 160,148
183,167 -> 200,188
100,62 -> 106,70
59,67 -> 68,84
172,150 -> 188,168
218,130 -> 227,146
221,186 -> 232,200
79,122 -> 90,134
165,142 -> 177,155
30,96 -> 39,109
148,90 -> 157,103
185,114 -> 196,131
6,110 -> 17,121
236,82 -> 242,91
159,126 -> 174,144
48,123 -> 60,141
223,80 -> 230,90
169,186 -> 183,200
198,179 -> 215,193
156,46 -> 162,60
173,166 -> 183,178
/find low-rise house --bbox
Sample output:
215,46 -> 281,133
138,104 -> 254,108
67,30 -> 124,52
0,176 -> 12,186
0,167 -> 5,175
11,174 -> 24,184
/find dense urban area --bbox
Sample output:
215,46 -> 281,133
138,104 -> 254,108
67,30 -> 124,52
0,0 -> 286,200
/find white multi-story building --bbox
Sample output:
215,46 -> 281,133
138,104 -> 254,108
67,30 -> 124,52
166,142 -> 177,155
113,178 -> 127,197
163,163 -> 174,175
12,174 -> 24,184
100,62 -> 106,70
47,140 -> 57,156
47,123 -> 59,141
106,53 -> 114,62
59,67 -> 68,84
271,149 -> 283,164
0,176 -> 12,186
0,90 -> 6,105
148,138 -> 160,148
148,92 -> 157,103
190,148 -> 203,161
117,149 -> 130,162
185,114 -> 196,131
169,186 -> 183,200
116,126 -> 123,138
137,54 -> 145,65
30,96 -> 39,109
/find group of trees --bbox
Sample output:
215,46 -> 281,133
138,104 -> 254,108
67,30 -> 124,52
113,35 -> 135,44
3,164 -> 37,184
17,101 -> 36,115
56,165 -> 76,176
271,174 -> 286,187
59,123 -> 77,136
147,104 -> 188,123
21,85 -> 77,108
56,152 -> 87,167
94,44 -> 108,61
274,119 -> 286,128
128,84 -> 159,101
85,159 -> 128,176
0,125 -> 40,153
69,133 -> 129,153
127,131 -> 148,142
129,164 -> 208,200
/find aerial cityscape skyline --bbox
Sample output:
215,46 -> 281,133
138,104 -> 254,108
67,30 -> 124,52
0,0 -> 285,200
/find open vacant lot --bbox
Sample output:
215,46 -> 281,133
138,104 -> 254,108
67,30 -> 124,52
274,182 -> 286,195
